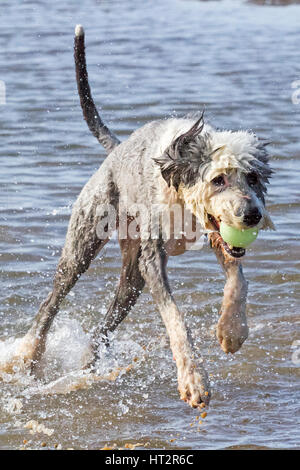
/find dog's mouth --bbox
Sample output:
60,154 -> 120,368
207,214 -> 246,258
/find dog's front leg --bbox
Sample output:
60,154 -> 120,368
139,239 -> 210,407
210,233 -> 249,354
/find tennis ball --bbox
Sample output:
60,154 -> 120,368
219,222 -> 259,248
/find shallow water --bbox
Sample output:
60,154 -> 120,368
0,0 -> 299,450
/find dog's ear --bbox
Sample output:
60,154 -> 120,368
154,116 -> 206,190
244,142 -> 274,205
252,142 -> 274,194
255,142 -> 273,180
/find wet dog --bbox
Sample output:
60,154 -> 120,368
11,25 -> 274,409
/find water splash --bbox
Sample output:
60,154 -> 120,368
0,316 -> 168,397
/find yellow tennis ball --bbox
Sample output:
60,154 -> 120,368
219,222 -> 259,248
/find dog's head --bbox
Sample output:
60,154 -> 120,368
154,116 -> 274,258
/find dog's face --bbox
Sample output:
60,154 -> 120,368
155,116 -> 274,258
202,166 -> 274,257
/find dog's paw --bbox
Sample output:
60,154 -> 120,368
217,313 -> 248,354
177,365 -> 211,408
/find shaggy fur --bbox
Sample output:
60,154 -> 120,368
5,26 -> 274,409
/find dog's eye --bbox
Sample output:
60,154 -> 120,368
246,172 -> 258,187
211,175 -> 225,187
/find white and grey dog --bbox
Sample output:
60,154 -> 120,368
10,26 -> 274,409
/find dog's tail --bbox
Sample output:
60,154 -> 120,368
74,25 -> 120,154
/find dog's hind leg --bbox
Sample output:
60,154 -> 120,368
90,239 -> 145,360
27,247 -> 108,372
19,184 -> 117,372
26,236 -> 108,372
139,238 -> 210,408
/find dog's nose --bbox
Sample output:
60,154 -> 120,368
243,207 -> 262,226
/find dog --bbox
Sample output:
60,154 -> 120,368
10,25 -> 274,409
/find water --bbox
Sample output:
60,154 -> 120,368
0,0 -> 299,450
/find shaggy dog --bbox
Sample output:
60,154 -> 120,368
7,26 -> 274,409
